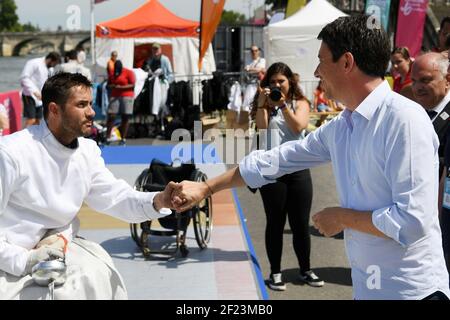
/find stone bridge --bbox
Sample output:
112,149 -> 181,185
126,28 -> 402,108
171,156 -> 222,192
0,31 -> 91,57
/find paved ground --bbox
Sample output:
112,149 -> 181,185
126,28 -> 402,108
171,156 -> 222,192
235,164 -> 353,300
89,136 -> 353,300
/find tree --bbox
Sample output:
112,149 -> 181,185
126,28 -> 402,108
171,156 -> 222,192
0,0 -> 21,32
21,22 -> 40,32
221,9 -> 247,25
265,0 -> 288,11
0,0 -> 40,32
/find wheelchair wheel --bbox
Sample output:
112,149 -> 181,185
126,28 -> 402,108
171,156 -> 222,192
130,169 -> 150,246
191,171 -> 213,249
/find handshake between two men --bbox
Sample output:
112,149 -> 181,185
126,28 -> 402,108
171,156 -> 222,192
153,180 -> 213,213
153,166 -> 246,213
152,166 -> 374,240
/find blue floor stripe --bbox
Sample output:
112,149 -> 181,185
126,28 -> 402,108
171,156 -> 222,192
101,143 -> 220,165
100,144 -> 265,298
232,189 -> 269,300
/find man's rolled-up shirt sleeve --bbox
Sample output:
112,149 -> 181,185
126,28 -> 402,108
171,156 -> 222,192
372,114 -> 439,247
239,124 -> 332,188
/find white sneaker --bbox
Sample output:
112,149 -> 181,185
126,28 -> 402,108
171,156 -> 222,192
267,273 -> 286,291
299,270 -> 325,287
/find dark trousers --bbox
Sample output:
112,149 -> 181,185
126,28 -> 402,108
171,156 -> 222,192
422,291 -> 449,300
441,208 -> 450,277
259,169 -> 313,274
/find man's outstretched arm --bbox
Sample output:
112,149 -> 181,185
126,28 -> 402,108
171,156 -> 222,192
172,166 -> 246,212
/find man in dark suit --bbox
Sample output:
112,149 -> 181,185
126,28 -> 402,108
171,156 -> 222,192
411,52 -> 450,176
412,52 -> 450,277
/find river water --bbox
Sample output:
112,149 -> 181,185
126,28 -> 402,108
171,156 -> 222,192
0,56 -> 32,93
0,55 -> 96,93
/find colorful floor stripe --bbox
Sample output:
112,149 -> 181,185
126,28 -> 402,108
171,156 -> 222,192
78,144 -> 267,299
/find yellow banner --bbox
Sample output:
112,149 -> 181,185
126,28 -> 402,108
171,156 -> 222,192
199,0 -> 225,70
286,0 -> 306,18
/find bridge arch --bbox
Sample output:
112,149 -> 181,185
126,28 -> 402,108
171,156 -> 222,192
13,38 -> 39,56
75,36 -> 91,50
13,38 -> 58,56
28,42 -> 57,55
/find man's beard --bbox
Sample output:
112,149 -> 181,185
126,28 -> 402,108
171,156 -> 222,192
61,119 -> 92,138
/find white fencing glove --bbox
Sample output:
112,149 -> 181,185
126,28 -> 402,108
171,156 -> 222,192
36,234 -> 67,252
23,245 -> 65,276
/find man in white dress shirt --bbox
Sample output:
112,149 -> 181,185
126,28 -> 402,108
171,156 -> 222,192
0,72 -> 175,299
20,52 -> 61,128
55,49 -> 92,81
170,15 -> 450,300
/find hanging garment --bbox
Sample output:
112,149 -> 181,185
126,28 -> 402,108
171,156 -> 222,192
227,81 -> 242,112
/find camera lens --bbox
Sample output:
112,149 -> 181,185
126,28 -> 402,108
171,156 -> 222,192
269,87 -> 282,101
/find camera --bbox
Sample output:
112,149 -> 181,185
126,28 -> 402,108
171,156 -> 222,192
269,87 -> 282,101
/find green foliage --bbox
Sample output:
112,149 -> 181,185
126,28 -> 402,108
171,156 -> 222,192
0,0 -> 40,32
221,9 -> 247,25
0,0 -> 20,32
21,22 -> 40,32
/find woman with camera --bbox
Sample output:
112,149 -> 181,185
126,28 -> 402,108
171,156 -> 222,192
251,62 -> 324,291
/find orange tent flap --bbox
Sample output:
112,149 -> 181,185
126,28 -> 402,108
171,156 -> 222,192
199,0 -> 225,69
96,0 -> 199,38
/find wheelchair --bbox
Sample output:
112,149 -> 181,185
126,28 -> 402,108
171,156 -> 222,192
130,159 -> 213,258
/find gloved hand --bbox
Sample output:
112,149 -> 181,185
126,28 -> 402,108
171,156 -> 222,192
23,245 -> 65,276
36,234 -> 67,252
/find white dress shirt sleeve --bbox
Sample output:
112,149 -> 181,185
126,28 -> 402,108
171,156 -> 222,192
0,148 -> 30,276
372,112 -> 439,247
20,60 -> 40,98
84,145 -> 171,222
239,124 -> 332,188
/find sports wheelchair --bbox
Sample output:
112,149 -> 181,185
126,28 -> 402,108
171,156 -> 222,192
130,159 -> 213,258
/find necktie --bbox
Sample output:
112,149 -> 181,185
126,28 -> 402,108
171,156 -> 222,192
427,110 -> 438,119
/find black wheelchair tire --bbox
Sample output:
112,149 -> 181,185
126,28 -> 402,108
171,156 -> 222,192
190,170 -> 213,249
130,169 -> 150,247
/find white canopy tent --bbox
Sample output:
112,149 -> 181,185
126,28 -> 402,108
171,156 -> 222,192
94,0 -> 216,82
263,0 -> 347,99
95,37 -> 216,81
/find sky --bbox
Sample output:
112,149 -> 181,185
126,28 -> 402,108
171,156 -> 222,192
15,0 -> 266,31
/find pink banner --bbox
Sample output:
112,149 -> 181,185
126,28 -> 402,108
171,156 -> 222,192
0,91 -> 23,134
395,0 -> 428,57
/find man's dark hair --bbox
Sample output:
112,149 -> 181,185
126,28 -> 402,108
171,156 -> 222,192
440,17 -> 450,31
45,51 -> 61,63
65,49 -> 78,61
42,72 -> 92,119
445,35 -> 450,50
114,60 -> 123,77
317,15 -> 391,78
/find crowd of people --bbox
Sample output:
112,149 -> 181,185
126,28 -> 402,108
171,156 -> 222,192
1,13 -> 450,300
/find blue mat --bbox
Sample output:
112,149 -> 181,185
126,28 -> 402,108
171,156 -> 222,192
101,143 -> 219,165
